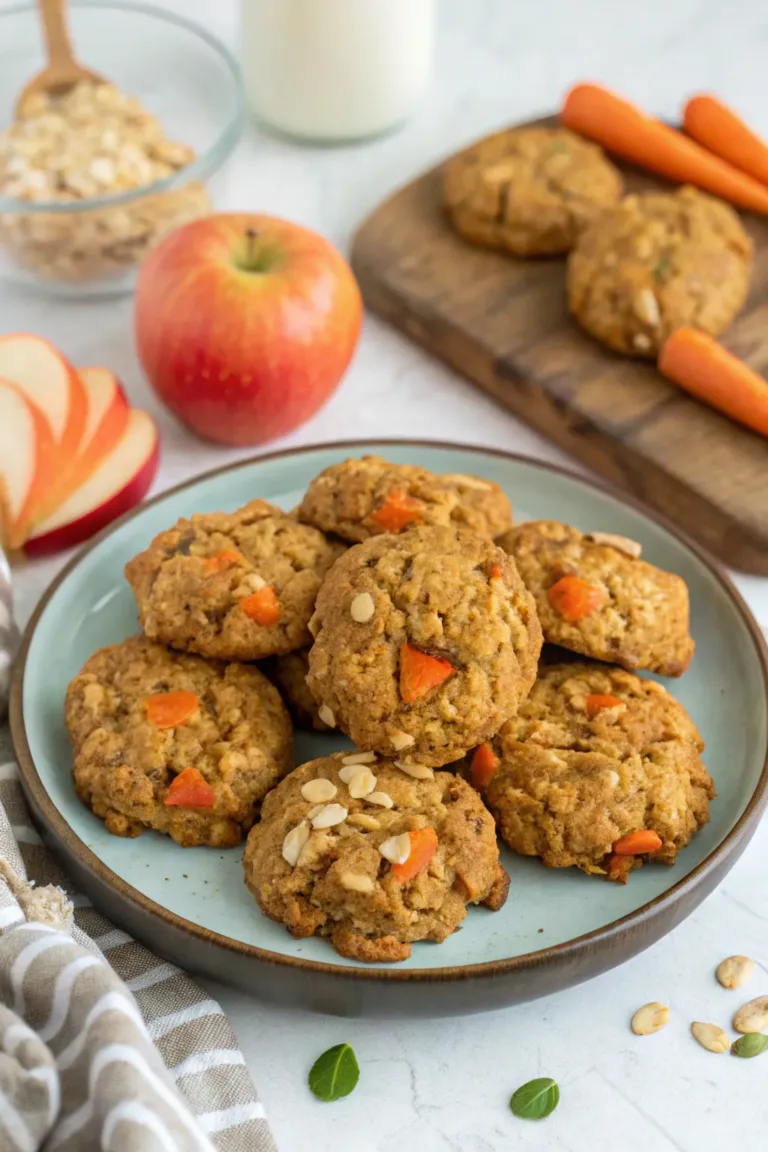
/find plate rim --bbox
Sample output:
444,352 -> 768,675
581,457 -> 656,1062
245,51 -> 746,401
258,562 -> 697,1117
11,437 -> 768,984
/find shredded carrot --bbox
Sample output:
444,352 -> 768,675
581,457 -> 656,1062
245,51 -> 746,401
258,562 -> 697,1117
490,563 -> 503,580
684,94 -> 768,187
547,575 -> 606,622
658,327 -> 768,438
369,488 -> 425,533
605,854 -> 632,884
613,829 -> 663,855
145,690 -> 198,729
241,585 -> 281,626
204,549 -> 242,574
392,827 -> 439,884
399,643 -> 454,703
561,83 -> 768,214
585,693 -> 623,719
470,743 -> 500,789
164,767 -> 215,809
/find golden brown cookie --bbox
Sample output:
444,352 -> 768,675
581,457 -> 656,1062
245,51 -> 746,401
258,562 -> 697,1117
243,752 -> 509,962
298,455 -> 512,544
443,126 -> 623,257
125,499 -> 345,661
306,525 -> 542,767
567,186 -> 752,356
65,636 -> 293,847
498,521 -> 694,676
474,663 -> 714,882
271,648 -> 330,732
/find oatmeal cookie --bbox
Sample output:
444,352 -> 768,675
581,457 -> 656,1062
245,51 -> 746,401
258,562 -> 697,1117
125,499 -> 345,661
443,126 -> 622,257
306,525 -> 542,767
271,647 -> 330,732
65,635 -> 293,847
474,662 -> 714,881
498,521 -> 694,676
298,455 -> 512,544
243,753 -> 509,962
567,186 -> 752,356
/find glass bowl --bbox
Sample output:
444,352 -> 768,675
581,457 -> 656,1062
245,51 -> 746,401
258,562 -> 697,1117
0,0 -> 244,297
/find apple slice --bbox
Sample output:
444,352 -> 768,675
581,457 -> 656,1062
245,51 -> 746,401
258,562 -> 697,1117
36,366 -> 131,522
25,409 -> 160,558
0,379 -> 56,551
0,333 -> 87,463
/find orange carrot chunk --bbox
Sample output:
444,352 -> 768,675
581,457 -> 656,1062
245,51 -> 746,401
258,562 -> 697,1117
561,83 -> 768,214
164,767 -> 215,809
684,94 -> 768,187
585,693 -> 623,719
146,690 -> 199,729
547,575 -> 606,622
613,829 -> 663,855
658,327 -> 768,439
399,643 -> 454,703
204,549 -> 242,574
470,743 -> 500,789
605,854 -> 632,884
393,827 -> 439,884
490,563 -> 503,580
241,585 -> 281,626
369,488 -> 425,533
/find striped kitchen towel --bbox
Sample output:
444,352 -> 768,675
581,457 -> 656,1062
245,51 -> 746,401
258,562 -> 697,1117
0,552 -> 276,1151
0,546 -> 17,719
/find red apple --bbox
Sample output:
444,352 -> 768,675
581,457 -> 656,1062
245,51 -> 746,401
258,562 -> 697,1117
134,213 -> 362,446
0,379 -> 56,551
25,410 -> 159,557
0,333 -> 87,462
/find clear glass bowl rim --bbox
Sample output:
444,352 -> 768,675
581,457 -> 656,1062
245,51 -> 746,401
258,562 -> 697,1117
0,0 -> 245,214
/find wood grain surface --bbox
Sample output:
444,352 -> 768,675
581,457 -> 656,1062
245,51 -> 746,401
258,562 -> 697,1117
350,118 -> 768,573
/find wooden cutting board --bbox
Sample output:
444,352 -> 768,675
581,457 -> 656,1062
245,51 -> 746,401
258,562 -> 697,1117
350,117 -> 768,574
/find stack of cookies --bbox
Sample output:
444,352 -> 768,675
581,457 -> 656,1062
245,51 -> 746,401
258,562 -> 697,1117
65,454 -> 714,963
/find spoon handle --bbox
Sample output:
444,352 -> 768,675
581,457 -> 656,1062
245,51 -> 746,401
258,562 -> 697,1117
38,0 -> 77,69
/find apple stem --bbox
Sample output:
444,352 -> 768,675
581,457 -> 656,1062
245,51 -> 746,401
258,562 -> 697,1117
246,228 -> 258,266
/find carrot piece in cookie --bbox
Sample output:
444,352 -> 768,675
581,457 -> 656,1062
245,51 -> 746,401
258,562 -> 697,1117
241,585 -> 281,626
605,853 -> 632,884
470,743 -> 500,789
369,488 -> 425,533
489,563 -> 503,580
613,829 -> 662,855
547,574 -> 607,621
585,693 -> 623,718
399,643 -> 454,703
146,690 -> 199,729
393,827 -> 438,883
164,766 -> 215,808
204,549 -> 242,574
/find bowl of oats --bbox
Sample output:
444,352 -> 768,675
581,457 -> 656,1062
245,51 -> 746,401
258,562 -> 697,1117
0,1 -> 244,296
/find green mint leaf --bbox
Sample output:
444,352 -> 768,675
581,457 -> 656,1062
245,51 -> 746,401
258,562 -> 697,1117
510,1076 -> 560,1120
308,1043 -> 360,1101
732,1033 -> 768,1059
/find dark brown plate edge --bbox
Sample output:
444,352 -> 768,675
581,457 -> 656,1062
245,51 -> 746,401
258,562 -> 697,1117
10,437 -> 768,986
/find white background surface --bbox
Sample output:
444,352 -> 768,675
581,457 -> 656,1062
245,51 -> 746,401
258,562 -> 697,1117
4,1 -> 768,1148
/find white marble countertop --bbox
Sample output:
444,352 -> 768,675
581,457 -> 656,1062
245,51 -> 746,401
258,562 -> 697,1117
4,0 -> 768,1148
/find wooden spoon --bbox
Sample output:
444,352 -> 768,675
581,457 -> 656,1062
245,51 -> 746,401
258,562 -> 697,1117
16,0 -> 106,117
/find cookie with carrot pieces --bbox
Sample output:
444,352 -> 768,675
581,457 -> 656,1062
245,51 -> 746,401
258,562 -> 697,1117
567,186 -> 752,357
306,525 -> 542,767
65,635 -> 292,848
297,455 -> 512,544
271,647 -> 331,732
443,126 -> 623,257
497,520 -> 694,677
243,752 -> 509,962
469,662 -> 715,882
125,499 -> 345,661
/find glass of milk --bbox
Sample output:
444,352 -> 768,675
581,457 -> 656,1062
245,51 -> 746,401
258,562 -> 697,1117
240,0 -> 436,143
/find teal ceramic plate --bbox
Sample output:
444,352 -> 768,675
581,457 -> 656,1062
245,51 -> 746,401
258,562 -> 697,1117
11,442 -> 768,1017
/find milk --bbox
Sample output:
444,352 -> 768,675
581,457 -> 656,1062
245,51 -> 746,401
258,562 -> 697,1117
240,0 -> 436,142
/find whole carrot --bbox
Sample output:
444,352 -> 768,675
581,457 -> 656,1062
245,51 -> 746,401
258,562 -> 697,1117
658,328 -> 768,438
561,83 -> 768,214
684,94 -> 768,187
